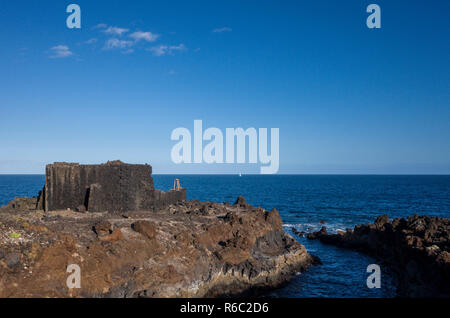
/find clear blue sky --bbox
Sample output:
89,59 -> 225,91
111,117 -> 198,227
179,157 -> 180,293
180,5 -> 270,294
0,0 -> 449,174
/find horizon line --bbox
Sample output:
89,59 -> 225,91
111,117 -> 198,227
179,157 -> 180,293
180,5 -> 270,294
0,173 -> 449,176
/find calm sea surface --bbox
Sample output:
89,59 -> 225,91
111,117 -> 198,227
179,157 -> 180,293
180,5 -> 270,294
1,174 -> 449,297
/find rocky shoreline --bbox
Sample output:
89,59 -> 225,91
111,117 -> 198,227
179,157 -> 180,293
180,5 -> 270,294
304,214 -> 450,297
0,196 -> 317,297
1,161 -> 448,298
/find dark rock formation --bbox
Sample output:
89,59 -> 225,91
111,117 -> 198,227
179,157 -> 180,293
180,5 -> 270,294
306,226 -> 328,240
234,196 -> 247,207
307,214 -> 450,297
31,161 -> 186,213
292,228 -> 305,237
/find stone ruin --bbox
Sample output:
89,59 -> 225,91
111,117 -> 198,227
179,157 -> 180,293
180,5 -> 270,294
34,160 -> 186,212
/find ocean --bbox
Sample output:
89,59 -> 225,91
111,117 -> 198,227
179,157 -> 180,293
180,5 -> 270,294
1,174 -> 449,297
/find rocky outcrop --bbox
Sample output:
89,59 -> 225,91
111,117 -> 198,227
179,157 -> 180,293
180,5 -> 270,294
0,197 -> 317,298
306,214 -> 450,297
3,197 -> 38,211
34,161 -> 185,213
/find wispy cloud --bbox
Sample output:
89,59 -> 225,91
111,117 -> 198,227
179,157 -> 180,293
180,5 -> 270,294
49,45 -> 73,58
129,31 -> 159,42
212,27 -> 232,33
84,38 -> 98,44
104,38 -> 134,50
148,44 -> 186,56
149,45 -> 168,56
103,26 -> 129,36
93,23 -> 107,29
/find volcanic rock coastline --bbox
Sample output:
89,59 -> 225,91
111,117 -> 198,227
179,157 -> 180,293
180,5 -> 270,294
305,214 -> 450,297
0,162 -> 316,297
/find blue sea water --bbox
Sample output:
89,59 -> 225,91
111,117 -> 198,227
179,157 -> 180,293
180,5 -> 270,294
1,174 -> 449,297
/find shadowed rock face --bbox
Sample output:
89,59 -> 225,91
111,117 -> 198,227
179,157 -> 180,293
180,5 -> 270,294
36,161 -> 185,213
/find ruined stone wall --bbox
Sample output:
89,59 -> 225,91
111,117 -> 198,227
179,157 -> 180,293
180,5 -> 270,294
42,161 -> 185,212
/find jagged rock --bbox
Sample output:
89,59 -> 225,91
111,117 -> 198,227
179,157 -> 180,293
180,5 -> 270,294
374,214 -> 390,228
0,199 -> 317,298
4,197 -> 37,212
306,226 -> 328,240
292,228 -> 305,237
264,208 -> 282,230
307,215 -> 450,297
234,196 -> 247,207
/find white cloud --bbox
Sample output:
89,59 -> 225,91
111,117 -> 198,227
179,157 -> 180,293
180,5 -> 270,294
212,27 -> 232,33
149,45 -> 168,56
104,38 -> 134,50
129,31 -> 159,42
93,23 -> 107,29
103,26 -> 129,36
84,38 -> 98,44
148,44 -> 186,56
49,45 -> 73,58
169,44 -> 186,52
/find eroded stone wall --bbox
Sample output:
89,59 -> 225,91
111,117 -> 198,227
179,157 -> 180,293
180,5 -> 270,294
41,161 -> 185,212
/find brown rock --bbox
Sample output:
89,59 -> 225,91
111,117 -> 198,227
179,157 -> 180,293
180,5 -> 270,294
94,220 -> 112,237
76,205 -> 86,213
264,208 -> 283,230
98,227 -> 123,242
132,220 -> 157,240
374,214 -> 390,228
234,196 -> 247,207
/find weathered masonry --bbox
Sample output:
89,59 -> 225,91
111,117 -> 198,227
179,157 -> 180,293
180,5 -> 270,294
36,161 -> 186,212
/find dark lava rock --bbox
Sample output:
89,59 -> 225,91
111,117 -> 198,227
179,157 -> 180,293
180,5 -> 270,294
5,252 -> 21,269
234,196 -> 247,207
374,214 -> 390,228
292,228 -> 305,237
307,214 -> 450,297
306,226 -> 328,240
34,161 -> 186,213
